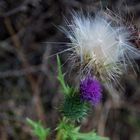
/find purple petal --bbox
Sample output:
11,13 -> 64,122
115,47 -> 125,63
80,75 -> 102,105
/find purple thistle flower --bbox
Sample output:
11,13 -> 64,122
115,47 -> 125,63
80,75 -> 102,105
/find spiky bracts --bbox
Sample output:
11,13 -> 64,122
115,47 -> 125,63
61,93 -> 90,121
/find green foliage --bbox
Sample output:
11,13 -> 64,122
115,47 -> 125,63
26,118 -> 50,140
61,93 -> 90,121
57,55 -> 73,95
56,119 -> 109,140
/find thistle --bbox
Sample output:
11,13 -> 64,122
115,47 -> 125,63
64,12 -> 140,83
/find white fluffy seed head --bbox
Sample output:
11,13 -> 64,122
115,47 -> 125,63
64,12 -> 140,83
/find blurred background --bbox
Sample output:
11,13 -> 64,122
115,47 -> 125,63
0,0 -> 140,140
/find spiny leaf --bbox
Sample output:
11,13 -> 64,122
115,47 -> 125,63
26,118 -> 50,140
56,119 -> 109,140
57,55 -> 71,95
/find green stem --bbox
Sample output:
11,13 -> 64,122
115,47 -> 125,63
55,129 -> 64,140
57,55 -> 69,95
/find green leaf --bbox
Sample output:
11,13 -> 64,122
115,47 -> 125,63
26,118 -> 50,140
57,55 -> 71,95
56,119 -> 109,140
